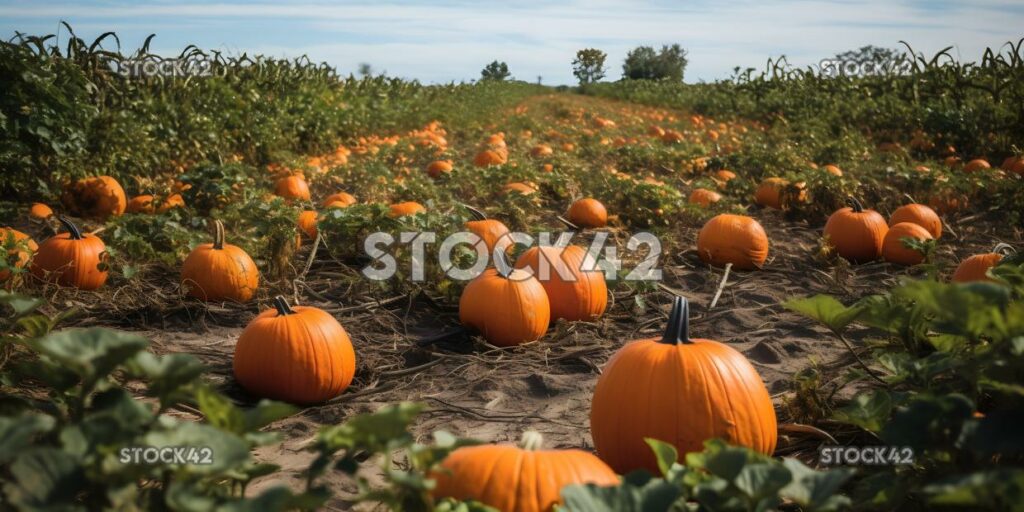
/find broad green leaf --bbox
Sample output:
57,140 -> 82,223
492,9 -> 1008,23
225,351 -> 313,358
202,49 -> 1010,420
644,438 -> 678,478
733,463 -> 791,501
561,471 -> 680,512
142,421 -> 250,475
0,291 -> 43,315
0,414 -> 55,464
781,458 -> 855,511
833,389 -> 891,432
3,447 -> 84,509
131,352 -> 206,404
30,328 -> 149,383
784,295 -> 862,333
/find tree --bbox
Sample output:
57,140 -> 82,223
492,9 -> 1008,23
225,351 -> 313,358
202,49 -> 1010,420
357,63 -> 372,76
480,61 -> 510,81
572,48 -> 607,85
622,44 -> 688,81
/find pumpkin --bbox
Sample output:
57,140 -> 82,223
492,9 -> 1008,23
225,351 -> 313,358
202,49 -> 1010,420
323,192 -> 357,208
689,188 -> 722,207
426,160 -> 453,178
503,182 -> 537,196
388,201 -> 426,218
464,205 -> 511,253
127,195 -> 155,214
233,296 -> 356,404
29,203 -> 53,220
298,210 -> 318,239
181,220 -> 259,302
697,214 -> 769,270
474,149 -> 507,167
515,245 -> 607,322
754,177 -> 788,209
882,222 -> 933,265
157,193 -> 185,213
822,197 -> 888,263
459,250 -> 550,347
275,175 -> 311,202
0,228 -> 38,282
432,431 -> 618,512
530,144 -> 553,157
963,159 -> 991,173
890,203 -> 942,239
30,216 -> 108,290
591,296 -> 776,473
566,198 -> 607,228
823,164 -> 843,176
62,176 -> 127,218
952,244 -> 1013,283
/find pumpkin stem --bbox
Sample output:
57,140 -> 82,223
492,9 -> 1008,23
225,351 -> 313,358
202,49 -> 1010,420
463,204 -> 487,221
494,245 -> 514,278
213,220 -> 225,250
519,431 -> 544,451
846,196 -> 865,213
273,295 -> 296,316
993,243 -> 1016,256
57,215 -> 83,240
659,296 -> 691,345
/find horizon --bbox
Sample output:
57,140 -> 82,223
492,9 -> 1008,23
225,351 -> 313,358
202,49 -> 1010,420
2,1 -> 1023,85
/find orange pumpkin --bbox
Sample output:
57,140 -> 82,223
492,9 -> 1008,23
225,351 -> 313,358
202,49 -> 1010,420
754,177 -> 788,209
0,228 -> 38,282
275,175 -> 311,202
882,222 -> 933,265
388,201 -> 426,218
157,193 -> 185,213
952,244 -> 1012,283
426,160 -> 453,178
297,210 -> 318,239
530,144 -> 553,157
29,203 -> 53,220
323,192 -> 357,208
181,220 -> 259,302
823,197 -> 888,263
233,296 -> 356,404
823,164 -> 843,176
689,188 -> 722,207
464,206 -> 511,254
30,216 -> 108,290
62,176 -> 127,218
714,169 -> 736,189
566,198 -> 607,228
591,296 -> 777,473
127,195 -> 155,214
963,159 -> 991,173
890,203 -> 942,239
474,149 -> 507,167
459,251 -> 550,347
515,245 -> 607,322
697,214 -> 769,270
432,431 -> 618,512
503,182 -> 537,196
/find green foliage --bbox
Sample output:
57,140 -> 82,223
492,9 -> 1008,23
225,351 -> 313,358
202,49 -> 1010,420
622,45 -> 688,81
572,48 -> 607,85
480,61 -> 510,82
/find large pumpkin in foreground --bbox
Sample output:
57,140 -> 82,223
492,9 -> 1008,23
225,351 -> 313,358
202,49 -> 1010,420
181,220 -> 259,302
233,296 -> 356,404
432,431 -> 618,512
590,296 -> 777,473
514,245 -> 607,322
30,216 -> 108,290
697,214 -> 769,270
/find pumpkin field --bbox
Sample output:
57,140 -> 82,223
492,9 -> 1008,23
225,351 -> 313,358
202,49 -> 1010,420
2,28 -> 1024,511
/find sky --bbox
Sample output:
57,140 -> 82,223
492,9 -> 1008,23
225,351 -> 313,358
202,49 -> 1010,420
1,1 -> 1023,85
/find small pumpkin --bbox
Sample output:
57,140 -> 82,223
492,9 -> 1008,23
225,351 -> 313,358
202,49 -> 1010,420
459,250 -> 550,347
590,296 -> 777,473
426,160 -> 453,178
697,214 -> 769,270
963,159 -> 991,173
62,176 -> 127,219
464,205 -> 511,253
388,201 -> 426,218
503,182 -> 537,196
30,216 -> 108,290
157,193 -> 185,213
127,195 -> 156,214
474,149 -> 507,167
823,197 -> 888,263
432,431 -> 618,512
29,203 -> 53,220
298,210 -> 318,239
952,244 -> 1013,283
275,175 -> 311,202
890,203 -> 942,239
530,144 -> 553,157
0,228 -> 38,282
566,198 -> 607,228
322,192 -> 356,208
754,177 -> 788,209
181,220 -> 259,302
882,222 -> 933,265
823,164 -> 843,176
689,188 -> 722,207
233,296 -> 356,404
515,245 -> 607,322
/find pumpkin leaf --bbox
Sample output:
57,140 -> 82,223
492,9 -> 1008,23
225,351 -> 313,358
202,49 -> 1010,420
644,438 -> 678,478
3,447 -> 84,509
781,458 -> 855,511
28,328 -> 149,384
784,295 -> 862,333
733,463 -> 791,501
0,414 -> 55,464
561,470 -> 682,512
833,389 -> 892,432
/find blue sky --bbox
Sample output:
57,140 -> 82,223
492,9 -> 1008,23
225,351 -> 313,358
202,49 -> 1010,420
2,1 -> 1022,84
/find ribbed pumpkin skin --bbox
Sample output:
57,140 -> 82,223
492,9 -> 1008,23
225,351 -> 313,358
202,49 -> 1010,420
890,204 -> 942,239
459,268 -> 550,347
882,222 -> 932,265
64,176 -> 127,218
388,201 -> 426,218
181,243 -> 259,303
952,253 -> 1003,283
233,306 -> 356,404
567,198 -> 607,228
275,175 -> 311,201
590,338 -> 777,474
465,219 -> 511,253
1,228 -> 38,282
31,232 -> 108,290
432,444 -> 618,512
697,214 -> 769,270
515,246 -> 607,322
823,207 -> 888,263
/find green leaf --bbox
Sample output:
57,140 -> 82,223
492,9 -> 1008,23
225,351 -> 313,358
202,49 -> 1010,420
29,328 -> 149,383
3,447 -> 84,510
0,291 -> 43,315
561,471 -> 679,512
924,469 -> 1024,510
644,438 -> 678,478
733,463 -> 791,501
0,414 -> 55,464
784,295 -> 862,333
781,458 -> 855,511
833,389 -> 891,432
131,352 -> 206,404
141,420 -> 250,475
